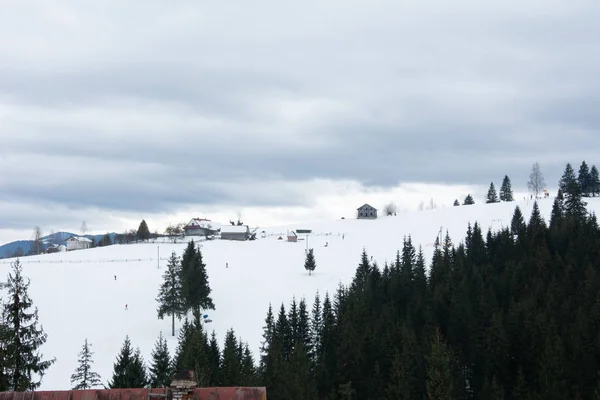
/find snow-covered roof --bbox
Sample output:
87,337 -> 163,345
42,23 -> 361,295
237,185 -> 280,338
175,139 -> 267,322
220,225 -> 249,233
185,218 -> 220,231
66,236 -> 92,242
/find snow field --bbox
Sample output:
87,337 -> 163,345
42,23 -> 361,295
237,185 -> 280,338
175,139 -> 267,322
1,196 -> 598,390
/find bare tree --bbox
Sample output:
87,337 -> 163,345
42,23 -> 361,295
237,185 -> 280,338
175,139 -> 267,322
32,226 -> 42,255
383,202 -> 397,216
80,221 -> 88,236
427,198 -> 436,210
527,162 -> 546,199
235,211 -> 244,225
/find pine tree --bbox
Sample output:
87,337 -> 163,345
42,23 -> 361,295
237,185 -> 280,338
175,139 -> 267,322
157,251 -> 186,336
550,196 -> 564,228
310,291 -> 323,364
499,175 -> 514,201
137,219 -> 150,241
3,259 -> 55,391
219,329 -> 241,386
463,194 -> 475,205
453,199 -> 460,206
564,178 -> 588,222
70,338 -> 102,390
109,336 -> 148,388
149,332 -> 172,387
259,304 -> 274,374
559,163 -> 578,197
510,206 -> 526,236
304,248 -> 316,275
208,331 -> 221,385
426,329 -> 454,400
130,348 -> 149,388
486,182 -> 499,203
180,242 -> 215,321
591,165 -> 600,197
240,343 -> 257,386
578,161 -> 592,196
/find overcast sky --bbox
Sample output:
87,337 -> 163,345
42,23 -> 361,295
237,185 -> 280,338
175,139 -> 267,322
1,0 -> 599,243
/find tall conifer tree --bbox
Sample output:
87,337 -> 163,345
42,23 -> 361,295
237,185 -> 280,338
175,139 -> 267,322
486,182 -> 499,203
578,161 -> 591,196
70,339 -> 102,390
3,259 -> 55,391
149,332 -> 172,387
590,165 -> 600,196
499,175 -> 514,201
157,251 -> 185,336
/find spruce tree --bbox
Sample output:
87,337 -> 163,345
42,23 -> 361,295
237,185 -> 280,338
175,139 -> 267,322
130,348 -> 149,388
578,161 -> 591,196
149,332 -> 172,387
310,291 -> 323,364
208,331 -> 221,385
259,304 -> 274,375
486,182 -> 499,203
3,259 -> 55,391
70,338 -> 102,390
463,194 -> 475,205
564,178 -> 588,222
426,329 -> 454,400
453,199 -> 460,206
590,165 -> 600,197
240,343 -> 257,386
157,251 -> 186,336
109,336 -> 148,388
499,175 -> 514,201
219,329 -> 241,386
559,163 -> 578,197
510,206 -> 526,236
137,219 -> 150,241
180,242 -> 215,321
304,248 -> 316,275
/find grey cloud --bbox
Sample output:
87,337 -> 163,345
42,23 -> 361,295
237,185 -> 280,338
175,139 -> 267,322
1,0 -> 600,231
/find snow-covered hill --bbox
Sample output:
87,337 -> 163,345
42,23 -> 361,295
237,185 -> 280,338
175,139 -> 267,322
1,196 -> 598,390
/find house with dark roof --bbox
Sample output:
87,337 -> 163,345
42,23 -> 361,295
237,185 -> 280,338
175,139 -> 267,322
357,203 -> 377,219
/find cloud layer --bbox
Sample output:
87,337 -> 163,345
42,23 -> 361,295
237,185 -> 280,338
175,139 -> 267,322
1,0 -> 599,239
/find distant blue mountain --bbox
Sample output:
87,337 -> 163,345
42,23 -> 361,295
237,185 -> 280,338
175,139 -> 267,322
0,231 -> 118,259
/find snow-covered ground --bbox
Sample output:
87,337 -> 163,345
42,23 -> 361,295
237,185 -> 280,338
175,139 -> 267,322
1,196 -> 599,390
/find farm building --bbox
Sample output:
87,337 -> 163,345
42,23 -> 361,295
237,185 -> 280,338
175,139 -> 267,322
184,218 -> 219,236
220,225 -> 252,241
44,244 -> 66,254
65,236 -> 92,251
287,231 -> 298,242
0,370 -> 267,400
357,203 -> 378,219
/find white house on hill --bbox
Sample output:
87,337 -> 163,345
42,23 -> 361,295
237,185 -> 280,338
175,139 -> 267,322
66,236 -> 92,251
183,218 -> 219,237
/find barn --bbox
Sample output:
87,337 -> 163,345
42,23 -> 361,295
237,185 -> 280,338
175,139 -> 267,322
287,231 -> 298,242
220,225 -> 251,241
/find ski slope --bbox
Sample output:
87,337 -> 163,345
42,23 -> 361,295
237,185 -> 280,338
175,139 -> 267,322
1,196 -> 598,390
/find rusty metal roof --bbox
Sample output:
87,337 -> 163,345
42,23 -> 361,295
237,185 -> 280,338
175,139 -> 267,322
0,387 -> 266,400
